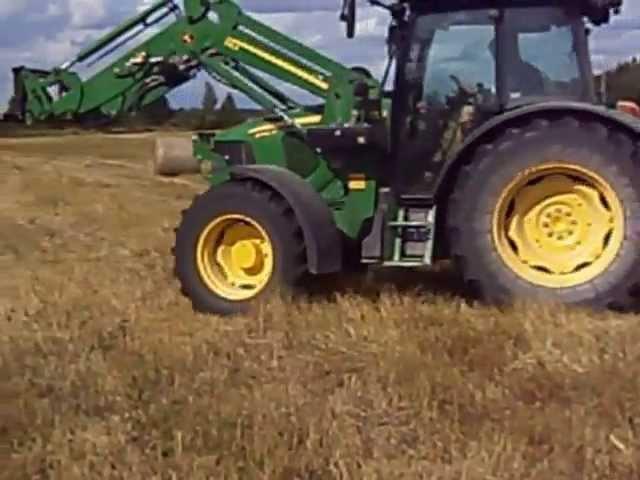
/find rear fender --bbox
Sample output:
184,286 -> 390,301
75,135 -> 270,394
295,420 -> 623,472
434,101 -> 640,202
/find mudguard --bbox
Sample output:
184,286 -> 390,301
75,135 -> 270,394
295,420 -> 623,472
230,164 -> 343,275
435,101 -> 640,200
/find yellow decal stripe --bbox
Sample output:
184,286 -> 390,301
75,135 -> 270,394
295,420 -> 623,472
248,114 -> 323,135
348,174 -> 367,191
254,131 -> 278,139
224,37 -> 330,91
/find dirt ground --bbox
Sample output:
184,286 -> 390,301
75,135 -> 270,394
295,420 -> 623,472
1,133 -> 640,479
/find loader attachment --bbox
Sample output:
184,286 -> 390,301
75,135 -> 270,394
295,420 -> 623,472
3,0 -> 380,128
6,66 -> 88,124
5,67 -> 38,122
4,0 -> 187,124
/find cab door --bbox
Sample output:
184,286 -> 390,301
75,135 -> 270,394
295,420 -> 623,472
390,10 -> 500,197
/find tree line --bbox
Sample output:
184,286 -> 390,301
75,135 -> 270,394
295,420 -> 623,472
112,82 -> 261,131
1,81 -> 263,132
595,57 -> 640,105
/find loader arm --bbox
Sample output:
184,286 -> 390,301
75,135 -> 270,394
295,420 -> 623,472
7,0 -> 381,125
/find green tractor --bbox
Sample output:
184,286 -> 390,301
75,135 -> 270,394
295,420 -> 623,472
169,0 -> 640,314
9,0 -> 635,314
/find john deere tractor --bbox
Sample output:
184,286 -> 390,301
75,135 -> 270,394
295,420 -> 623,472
10,0 -> 640,314
171,0 -> 640,315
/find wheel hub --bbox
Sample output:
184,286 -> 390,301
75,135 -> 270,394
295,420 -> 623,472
196,215 -> 274,301
229,240 -> 261,270
493,165 -> 623,288
538,203 -> 577,242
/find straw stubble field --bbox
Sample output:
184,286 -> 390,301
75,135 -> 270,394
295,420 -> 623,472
0,133 -> 639,479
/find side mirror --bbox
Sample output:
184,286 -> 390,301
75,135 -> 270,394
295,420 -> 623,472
340,0 -> 357,38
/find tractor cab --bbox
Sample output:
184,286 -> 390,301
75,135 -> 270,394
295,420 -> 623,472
389,1 -> 597,195
399,3 -> 596,107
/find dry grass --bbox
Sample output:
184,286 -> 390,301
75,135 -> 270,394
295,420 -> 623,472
1,133 -> 640,479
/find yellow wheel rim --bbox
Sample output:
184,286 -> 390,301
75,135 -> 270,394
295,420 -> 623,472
492,163 -> 624,288
196,214 -> 274,301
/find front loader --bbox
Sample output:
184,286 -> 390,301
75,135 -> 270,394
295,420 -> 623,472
5,0 -> 377,128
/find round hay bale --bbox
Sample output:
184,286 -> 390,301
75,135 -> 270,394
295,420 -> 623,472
152,136 -> 200,176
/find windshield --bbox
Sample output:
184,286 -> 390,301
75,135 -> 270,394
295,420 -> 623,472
404,6 -> 585,106
407,10 -> 497,104
502,7 -> 583,100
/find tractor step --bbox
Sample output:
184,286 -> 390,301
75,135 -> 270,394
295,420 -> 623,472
374,261 -> 426,267
396,193 -> 432,207
387,221 -> 430,227
387,205 -> 436,266
361,189 -> 436,267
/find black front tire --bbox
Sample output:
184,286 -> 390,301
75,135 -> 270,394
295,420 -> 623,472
173,181 -> 307,316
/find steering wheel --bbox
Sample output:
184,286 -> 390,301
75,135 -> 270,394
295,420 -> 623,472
340,0 -> 356,38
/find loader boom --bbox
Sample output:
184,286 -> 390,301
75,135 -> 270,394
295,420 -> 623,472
6,0 -> 380,125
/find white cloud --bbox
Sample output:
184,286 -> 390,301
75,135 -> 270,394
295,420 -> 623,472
28,3 -> 66,21
590,1 -> 640,71
0,4 -> 24,17
68,0 -> 107,28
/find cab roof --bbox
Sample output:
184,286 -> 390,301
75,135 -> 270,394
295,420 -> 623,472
407,0 -> 621,24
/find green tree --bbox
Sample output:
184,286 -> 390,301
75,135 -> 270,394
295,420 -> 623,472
202,82 -> 218,111
218,93 -> 243,126
139,96 -> 173,124
219,92 -> 237,112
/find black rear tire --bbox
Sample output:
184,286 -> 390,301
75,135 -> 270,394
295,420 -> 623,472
446,116 -> 640,310
173,181 -> 307,316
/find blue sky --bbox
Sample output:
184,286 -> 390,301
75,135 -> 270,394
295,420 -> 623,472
0,0 -> 639,110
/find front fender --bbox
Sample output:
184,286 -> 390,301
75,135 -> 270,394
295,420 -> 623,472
230,164 -> 342,275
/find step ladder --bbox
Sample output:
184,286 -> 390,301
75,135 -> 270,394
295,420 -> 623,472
361,189 -> 437,267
